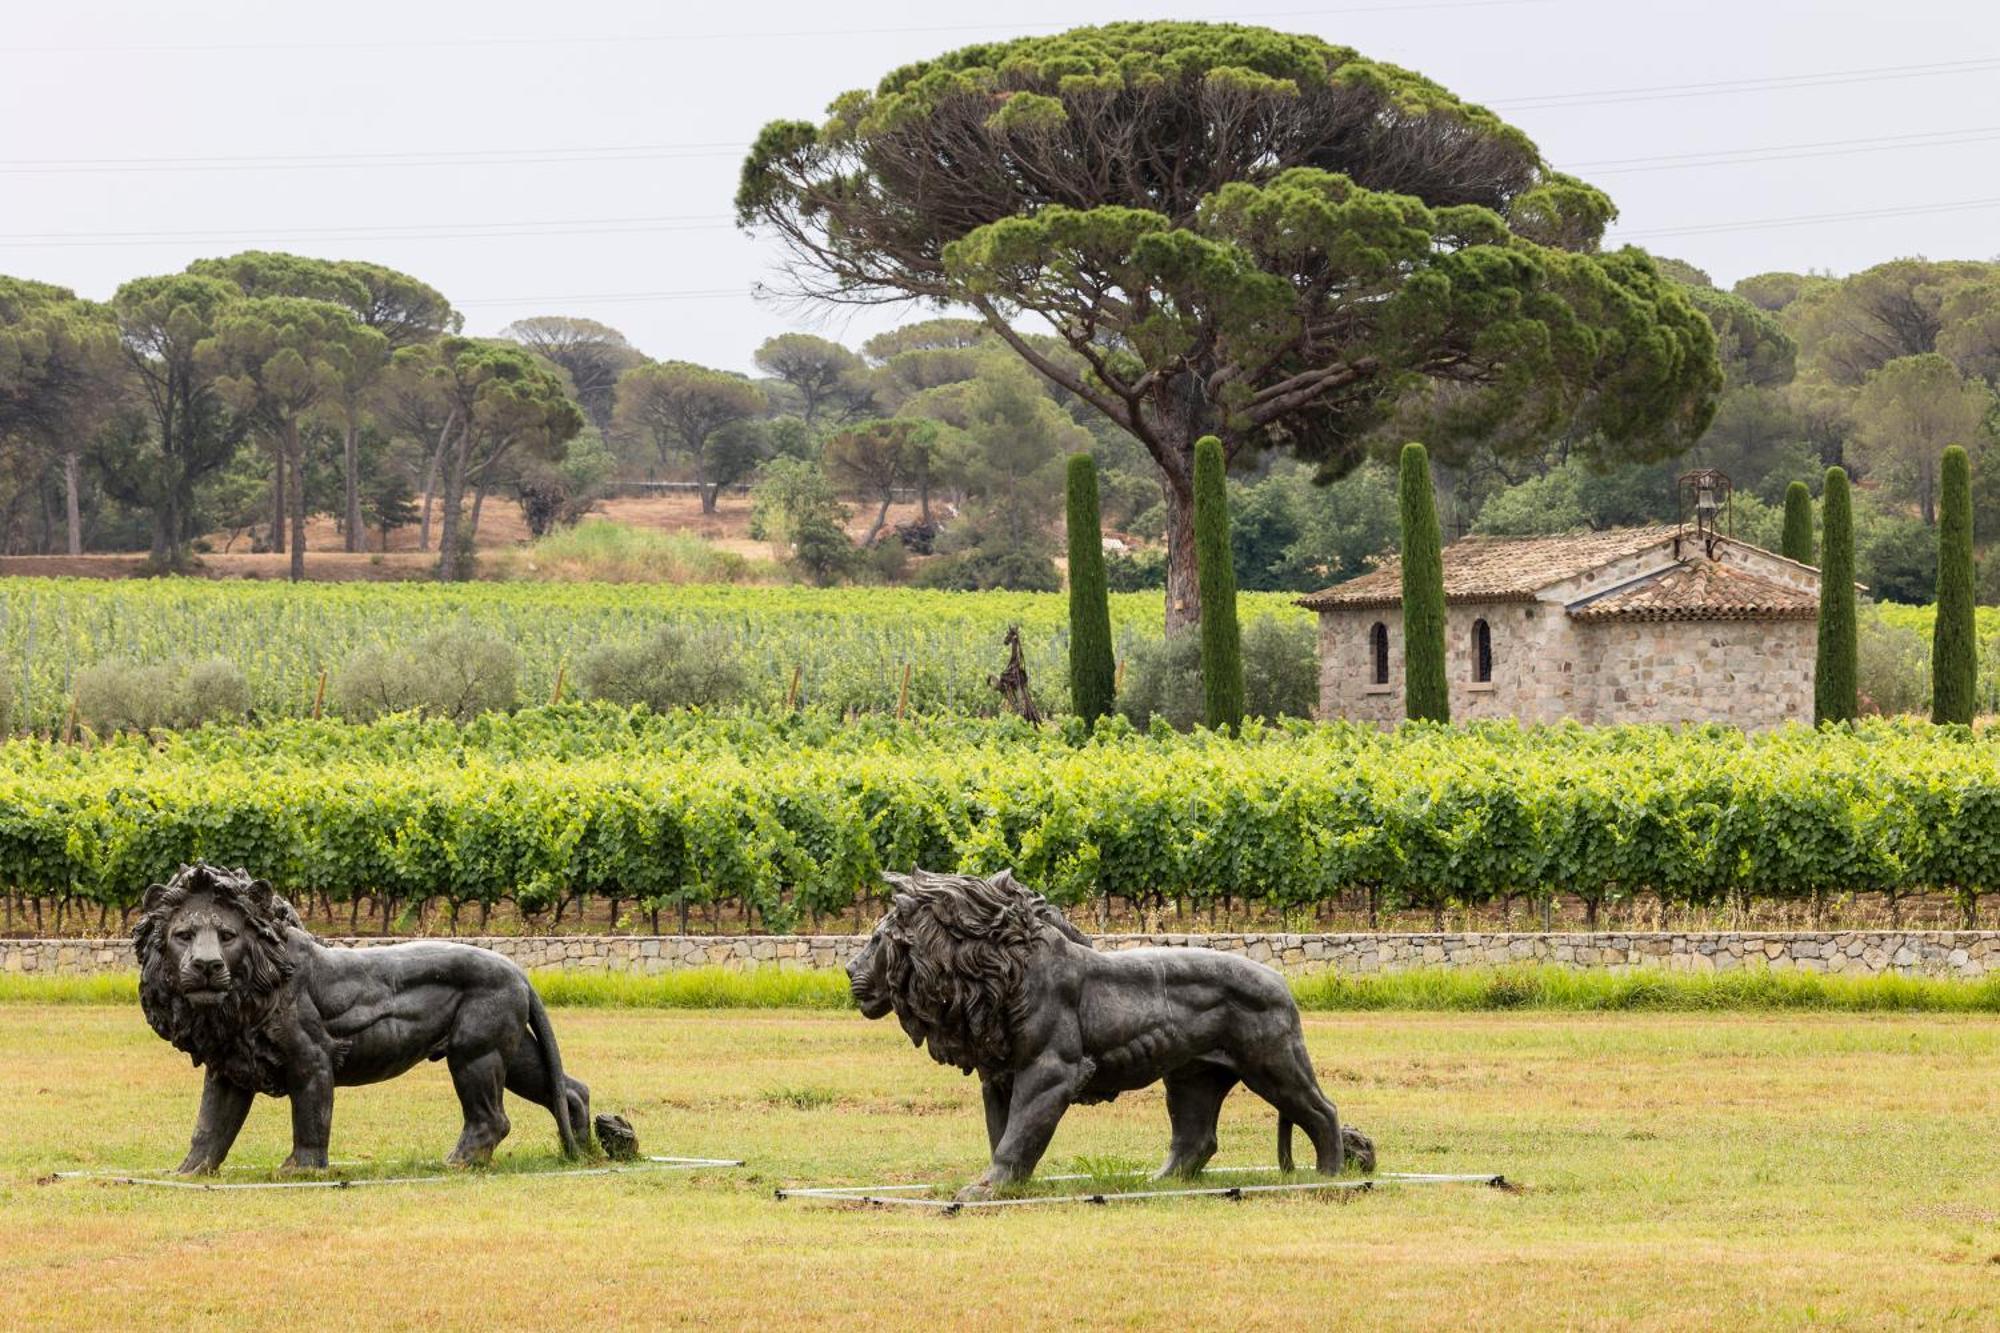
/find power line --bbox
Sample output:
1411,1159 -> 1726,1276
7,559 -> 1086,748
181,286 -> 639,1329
1562,125 -> 2000,175
457,288 -> 763,308
17,112 -> 2000,181
0,217 -> 737,249
0,146 -> 745,176
1614,196 -> 2000,240
1492,55 -> 2000,110
0,2 -> 1554,55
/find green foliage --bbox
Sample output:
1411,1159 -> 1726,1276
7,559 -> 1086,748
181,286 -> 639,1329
1291,965 -> 2000,1014
1104,548 -> 1167,591
1856,607 -> 1930,717
612,360 -> 765,507
6,711 -> 2000,924
1241,616 -> 1317,721
1781,481 -> 1814,564
331,625 -> 519,722
1065,455 -> 1116,724
496,520 -> 763,584
913,544 -> 1061,592
0,578 -> 1312,728
579,627 -> 747,713
1193,437 -> 1243,732
1856,514 -> 1937,605
1116,632 -> 1203,732
1815,468 -> 1857,724
1932,445 -> 1977,725
1398,442 -> 1448,722
751,458 -> 858,585
742,21 -> 1722,629
74,657 -> 250,733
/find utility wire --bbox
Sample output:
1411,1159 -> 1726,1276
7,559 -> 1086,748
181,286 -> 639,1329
1492,55 -> 2000,109
14,117 -> 2000,179
1615,196 -> 2000,239
1560,125 -> 2000,175
1,2 -> 1556,55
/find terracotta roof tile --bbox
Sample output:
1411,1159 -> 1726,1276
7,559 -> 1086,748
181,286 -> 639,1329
1297,526 -> 1679,611
1567,560 -> 1818,623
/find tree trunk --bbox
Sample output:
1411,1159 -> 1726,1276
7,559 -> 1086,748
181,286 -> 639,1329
468,482 -> 489,546
61,451 -> 83,556
700,481 -> 719,515
342,421 -> 364,553
1161,472 -> 1200,635
418,411 -> 452,552
436,435 -> 469,582
269,439 -> 286,554
149,490 -> 178,568
286,421 -> 307,583
863,495 -> 892,547
919,474 -> 932,526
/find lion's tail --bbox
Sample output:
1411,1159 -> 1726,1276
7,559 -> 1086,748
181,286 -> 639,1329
527,989 -> 584,1160
1278,1115 -> 1295,1173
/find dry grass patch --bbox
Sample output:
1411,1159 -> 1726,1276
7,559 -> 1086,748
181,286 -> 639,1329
0,1006 -> 1995,1329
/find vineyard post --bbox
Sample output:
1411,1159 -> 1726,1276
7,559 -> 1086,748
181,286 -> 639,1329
311,670 -> 328,721
550,659 -> 567,707
786,665 -> 801,712
896,662 -> 911,721
61,694 -> 77,745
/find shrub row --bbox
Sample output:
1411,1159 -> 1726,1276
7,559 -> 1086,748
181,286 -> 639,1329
0,578 -> 1312,730
1,711 -> 1997,927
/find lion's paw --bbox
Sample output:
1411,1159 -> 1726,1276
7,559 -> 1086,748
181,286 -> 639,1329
1342,1125 -> 1377,1175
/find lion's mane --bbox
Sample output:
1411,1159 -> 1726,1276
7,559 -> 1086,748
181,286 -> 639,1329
133,863 -> 304,1097
872,869 -> 1088,1076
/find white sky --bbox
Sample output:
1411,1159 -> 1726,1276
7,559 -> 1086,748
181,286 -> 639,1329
4,0 -> 1998,372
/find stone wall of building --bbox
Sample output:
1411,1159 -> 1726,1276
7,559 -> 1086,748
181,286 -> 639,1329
1313,534 -> 1820,730
1578,618 -> 1816,728
9,930 -> 1994,978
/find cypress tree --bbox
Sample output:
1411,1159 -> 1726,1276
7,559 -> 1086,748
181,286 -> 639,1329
1781,480 -> 1814,565
1399,441 -> 1449,722
1932,444 -> 1976,725
1814,466 -> 1857,725
1064,453 -> 1117,725
1192,435 -> 1244,732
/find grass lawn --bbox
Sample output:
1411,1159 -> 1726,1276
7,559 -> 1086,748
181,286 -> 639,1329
1,1004 -> 1995,1329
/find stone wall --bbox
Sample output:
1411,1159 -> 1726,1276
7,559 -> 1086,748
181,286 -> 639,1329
9,930 -> 1996,978
1577,618 -> 1815,728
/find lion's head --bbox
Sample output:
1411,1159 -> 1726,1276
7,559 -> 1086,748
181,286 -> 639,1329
847,868 -> 1090,1076
133,863 -> 303,1095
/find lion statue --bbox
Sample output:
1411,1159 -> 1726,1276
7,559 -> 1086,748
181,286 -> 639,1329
134,862 -> 636,1173
847,868 -> 1374,1200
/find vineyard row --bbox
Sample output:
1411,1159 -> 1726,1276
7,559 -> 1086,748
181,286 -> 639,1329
1,709 -> 1995,929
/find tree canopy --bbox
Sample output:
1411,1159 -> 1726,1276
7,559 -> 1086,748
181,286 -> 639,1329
740,20 -> 1721,629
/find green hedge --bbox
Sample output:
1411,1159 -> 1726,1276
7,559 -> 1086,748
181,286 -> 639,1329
2,708 -> 1997,926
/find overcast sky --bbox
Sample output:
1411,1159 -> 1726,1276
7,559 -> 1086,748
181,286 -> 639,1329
5,0 -> 1997,372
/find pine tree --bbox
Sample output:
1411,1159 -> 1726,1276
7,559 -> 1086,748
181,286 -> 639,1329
1399,441 -> 1449,722
1781,480 -> 1814,565
1064,453 -> 1117,725
1193,436 -> 1244,732
1814,467 -> 1857,725
1932,444 -> 1976,725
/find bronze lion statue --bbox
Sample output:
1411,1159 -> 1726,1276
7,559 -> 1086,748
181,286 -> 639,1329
847,868 -> 1374,1200
134,862 -> 634,1173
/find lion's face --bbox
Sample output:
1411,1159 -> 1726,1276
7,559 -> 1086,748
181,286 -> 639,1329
846,919 -> 898,1020
154,890 -> 257,1008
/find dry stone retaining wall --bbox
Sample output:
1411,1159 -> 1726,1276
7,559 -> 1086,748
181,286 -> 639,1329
6,931 -> 1996,979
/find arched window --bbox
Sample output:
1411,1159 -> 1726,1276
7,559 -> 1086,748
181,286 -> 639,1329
1369,621 -> 1389,685
1472,618 -> 1493,683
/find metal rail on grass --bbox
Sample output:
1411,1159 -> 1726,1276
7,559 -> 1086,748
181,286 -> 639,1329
775,1168 -> 1507,1214
48,1154 -> 744,1191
